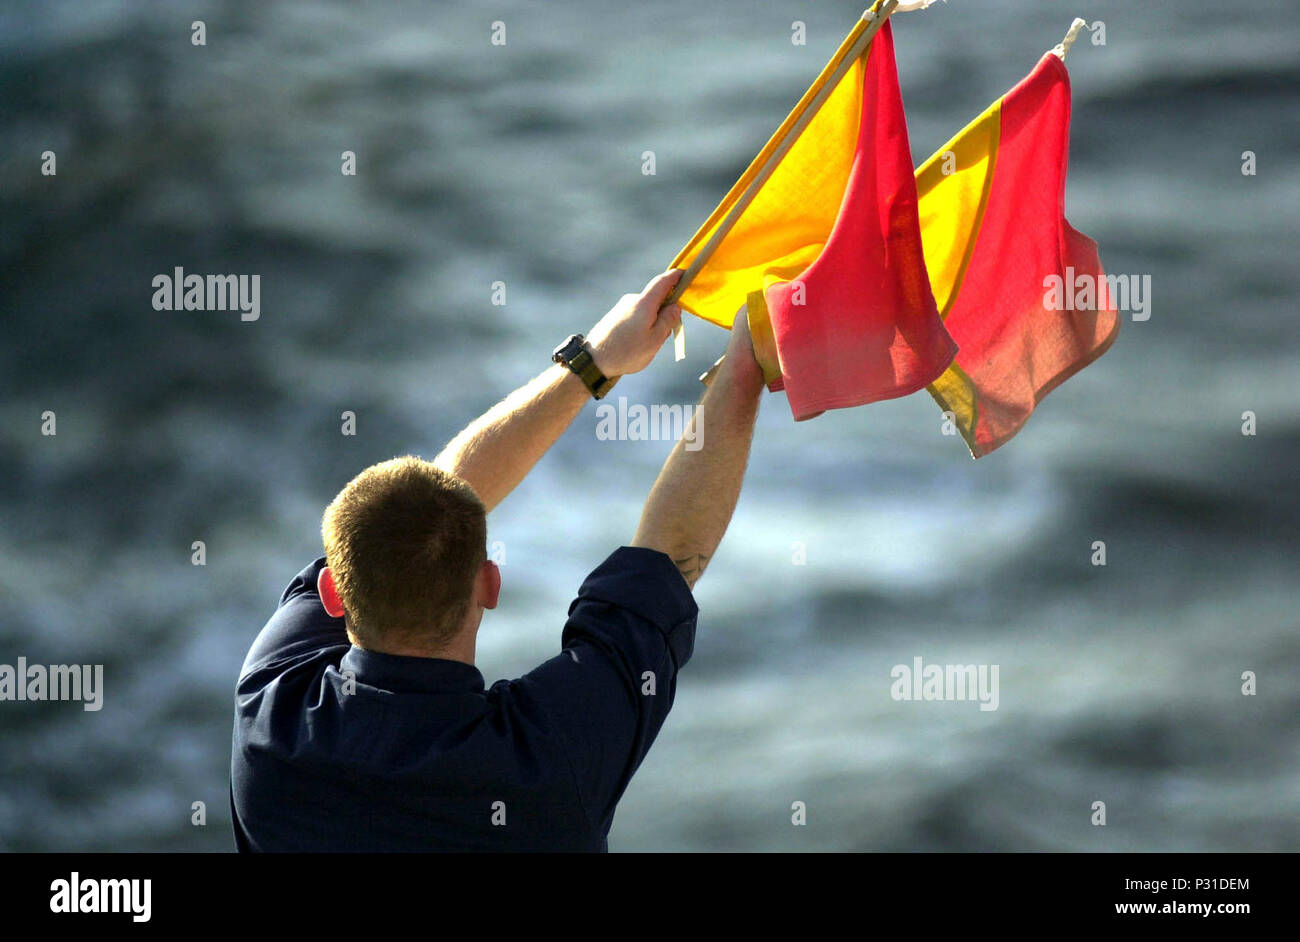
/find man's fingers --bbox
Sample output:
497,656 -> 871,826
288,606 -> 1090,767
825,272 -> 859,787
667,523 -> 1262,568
641,269 -> 683,307
654,304 -> 682,342
730,303 -> 751,341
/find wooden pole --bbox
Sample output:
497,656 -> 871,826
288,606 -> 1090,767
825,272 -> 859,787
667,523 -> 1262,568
665,0 -> 899,309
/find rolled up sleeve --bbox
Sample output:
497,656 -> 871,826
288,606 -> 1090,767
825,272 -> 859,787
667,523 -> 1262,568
504,546 -> 698,832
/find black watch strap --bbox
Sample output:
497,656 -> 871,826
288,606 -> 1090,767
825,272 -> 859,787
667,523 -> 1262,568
553,334 -> 615,399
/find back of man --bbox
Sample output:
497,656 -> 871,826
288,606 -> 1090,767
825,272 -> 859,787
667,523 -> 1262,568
232,548 -> 696,852
230,271 -> 763,851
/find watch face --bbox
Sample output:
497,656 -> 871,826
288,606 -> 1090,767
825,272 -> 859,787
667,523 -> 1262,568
553,334 -> 583,362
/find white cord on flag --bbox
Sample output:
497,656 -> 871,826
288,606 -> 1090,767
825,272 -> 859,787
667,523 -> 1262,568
673,321 -> 685,360
1052,17 -> 1089,60
864,0 -> 942,18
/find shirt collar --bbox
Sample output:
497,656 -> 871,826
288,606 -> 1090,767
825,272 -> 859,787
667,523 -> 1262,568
340,645 -> 486,695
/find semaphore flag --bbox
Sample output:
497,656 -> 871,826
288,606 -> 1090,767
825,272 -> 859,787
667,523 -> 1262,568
916,43 -> 1120,457
669,9 -> 1117,449
669,13 -> 957,420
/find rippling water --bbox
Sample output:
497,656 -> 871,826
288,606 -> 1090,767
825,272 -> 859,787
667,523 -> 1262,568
1,0 -> 1298,850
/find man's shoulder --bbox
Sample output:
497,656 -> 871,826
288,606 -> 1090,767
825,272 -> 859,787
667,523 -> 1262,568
278,555 -> 329,607
238,557 -> 348,685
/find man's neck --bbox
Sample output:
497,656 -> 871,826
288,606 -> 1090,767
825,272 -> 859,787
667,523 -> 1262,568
348,628 -> 476,665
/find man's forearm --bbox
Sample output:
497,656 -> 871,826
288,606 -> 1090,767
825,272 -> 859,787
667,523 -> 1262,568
433,364 -> 593,512
432,270 -> 683,513
631,354 -> 763,587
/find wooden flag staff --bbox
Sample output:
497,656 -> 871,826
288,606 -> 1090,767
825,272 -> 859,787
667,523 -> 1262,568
662,0 -> 900,370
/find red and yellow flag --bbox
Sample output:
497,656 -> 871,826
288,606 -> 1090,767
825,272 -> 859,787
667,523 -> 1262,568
670,18 -> 956,420
917,52 -> 1120,457
670,15 -> 1118,450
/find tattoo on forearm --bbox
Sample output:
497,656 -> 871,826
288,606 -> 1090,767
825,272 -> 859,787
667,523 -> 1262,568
674,553 -> 709,582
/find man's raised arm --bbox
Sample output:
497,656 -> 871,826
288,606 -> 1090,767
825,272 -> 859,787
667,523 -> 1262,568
433,270 -> 683,512
631,308 -> 764,587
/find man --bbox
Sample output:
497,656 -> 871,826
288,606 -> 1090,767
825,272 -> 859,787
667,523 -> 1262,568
230,269 -> 765,851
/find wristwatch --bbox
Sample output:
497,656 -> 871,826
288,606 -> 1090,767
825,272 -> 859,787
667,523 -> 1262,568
552,333 -> 615,399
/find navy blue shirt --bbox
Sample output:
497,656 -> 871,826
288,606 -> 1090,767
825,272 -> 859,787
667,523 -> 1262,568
230,546 -> 697,852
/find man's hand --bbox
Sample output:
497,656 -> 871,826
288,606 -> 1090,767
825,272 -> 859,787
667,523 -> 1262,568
723,303 -> 758,373
433,270 -> 687,513
700,302 -> 764,390
587,270 -> 684,378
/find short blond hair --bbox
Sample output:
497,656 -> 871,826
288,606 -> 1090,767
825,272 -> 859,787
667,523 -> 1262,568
322,456 -> 486,648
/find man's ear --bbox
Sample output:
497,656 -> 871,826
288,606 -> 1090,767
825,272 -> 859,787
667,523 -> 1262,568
480,559 -> 501,611
317,566 -> 347,619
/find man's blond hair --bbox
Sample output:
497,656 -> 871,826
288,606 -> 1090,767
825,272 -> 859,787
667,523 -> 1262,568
322,456 -> 486,648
